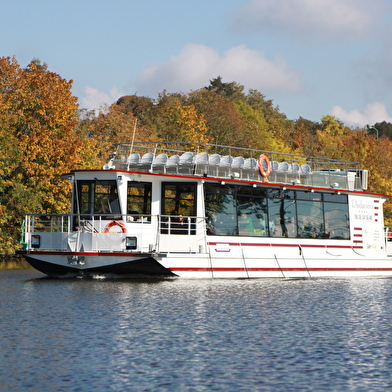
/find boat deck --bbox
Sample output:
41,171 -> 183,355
106,141 -> 366,191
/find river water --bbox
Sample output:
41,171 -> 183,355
1,267 -> 392,391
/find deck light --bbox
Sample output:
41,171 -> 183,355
31,235 -> 41,248
125,236 -> 137,250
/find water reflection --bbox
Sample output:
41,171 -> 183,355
2,270 -> 392,391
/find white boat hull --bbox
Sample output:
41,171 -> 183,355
24,248 -> 392,279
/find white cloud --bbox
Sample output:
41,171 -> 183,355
135,43 -> 302,96
233,0 -> 388,42
81,86 -> 122,110
329,102 -> 392,127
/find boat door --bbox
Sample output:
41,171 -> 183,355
158,182 -> 205,253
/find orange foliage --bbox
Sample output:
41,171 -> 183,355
0,57 -> 90,254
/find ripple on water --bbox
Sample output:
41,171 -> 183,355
1,270 -> 392,391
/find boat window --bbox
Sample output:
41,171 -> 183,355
127,182 -> 152,222
296,191 -> 322,201
297,200 -> 323,238
205,184 -> 237,236
268,189 -> 295,199
323,193 -> 348,203
324,202 -> 349,239
237,193 -> 268,237
94,181 -> 120,215
162,182 -> 196,216
73,180 -> 120,216
268,198 -> 297,237
204,183 -> 350,240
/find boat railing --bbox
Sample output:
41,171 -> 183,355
108,141 -> 365,190
24,213 -> 203,234
22,213 -> 208,254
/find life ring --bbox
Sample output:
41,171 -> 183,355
258,154 -> 271,181
104,220 -> 127,233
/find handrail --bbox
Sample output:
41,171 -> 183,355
23,213 -> 204,235
114,140 -> 360,166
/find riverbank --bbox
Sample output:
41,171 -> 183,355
0,256 -> 32,270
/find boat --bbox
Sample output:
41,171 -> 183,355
19,141 -> 392,278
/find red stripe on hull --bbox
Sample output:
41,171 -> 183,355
170,267 -> 392,272
207,242 -> 363,249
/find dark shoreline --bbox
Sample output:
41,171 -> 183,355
0,255 -> 32,270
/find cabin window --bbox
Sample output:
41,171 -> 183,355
324,199 -> 349,239
162,182 -> 196,216
237,186 -> 268,236
127,182 -> 152,222
73,180 -> 120,216
205,184 -> 237,236
268,198 -> 297,238
95,181 -> 120,215
296,191 -> 323,238
296,200 -> 324,238
204,183 -> 350,240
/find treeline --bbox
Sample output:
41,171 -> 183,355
1,58 -> 392,255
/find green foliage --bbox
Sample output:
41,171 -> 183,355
206,76 -> 246,101
368,122 -> 392,140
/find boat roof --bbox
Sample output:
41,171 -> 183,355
96,141 -> 371,192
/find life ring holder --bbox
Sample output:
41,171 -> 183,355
258,154 -> 271,182
104,220 -> 127,233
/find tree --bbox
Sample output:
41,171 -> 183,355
368,122 -> 392,140
206,76 -> 246,101
292,117 -> 320,155
116,95 -> 155,123
313,115 -> 349,159
245,89 -> 295,151
153,93 -> 211,144
0,57 -> 90,255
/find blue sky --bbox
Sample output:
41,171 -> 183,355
2,0 -> 392,127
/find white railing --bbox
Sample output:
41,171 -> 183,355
23,214 -> 208,254
109,141 -> 363,190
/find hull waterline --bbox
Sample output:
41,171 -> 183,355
24,253 -> 176,278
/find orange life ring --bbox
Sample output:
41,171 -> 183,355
104,220 -> 127,233
258,154 -> 271,181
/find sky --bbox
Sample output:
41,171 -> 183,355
2,0 -> 392,128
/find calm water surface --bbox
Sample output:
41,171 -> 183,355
1,268 -> 392,391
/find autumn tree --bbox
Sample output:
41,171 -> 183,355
116,95 -> 155,124
153,92 -> 211,144
292,117 -> 320,155
0,57 -> 90,255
